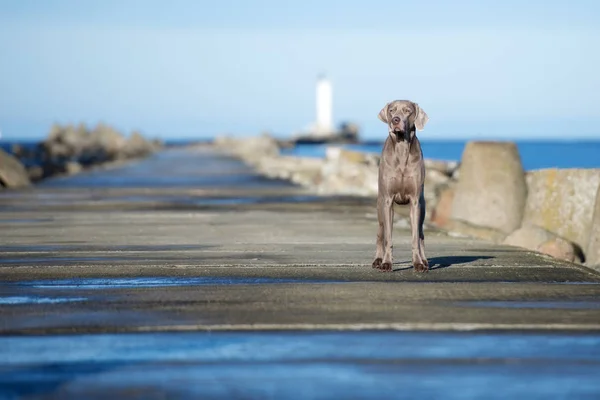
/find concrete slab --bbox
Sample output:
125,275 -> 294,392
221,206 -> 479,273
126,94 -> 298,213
0,147 -> 599,335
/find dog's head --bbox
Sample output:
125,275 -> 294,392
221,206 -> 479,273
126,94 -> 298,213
378,100 -> 428,143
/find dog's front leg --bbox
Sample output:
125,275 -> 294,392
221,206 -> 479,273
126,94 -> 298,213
380,197 -> 394,272
410,196 -> 428,273
372,196 -> 385,269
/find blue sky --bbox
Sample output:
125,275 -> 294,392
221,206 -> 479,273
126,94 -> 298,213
1,0 -> 599,140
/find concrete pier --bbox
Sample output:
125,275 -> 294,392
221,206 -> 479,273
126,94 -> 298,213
1,146 -> 600,398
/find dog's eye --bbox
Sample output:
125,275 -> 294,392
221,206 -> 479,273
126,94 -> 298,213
403,108 -> 411,114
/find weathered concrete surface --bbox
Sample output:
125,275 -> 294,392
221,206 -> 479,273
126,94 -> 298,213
524,168 -> 600,250
1,146 -> 600,335
451,142 -> 527,234
588,183 -> 600,268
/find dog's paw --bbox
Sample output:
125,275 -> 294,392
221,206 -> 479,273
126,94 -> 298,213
378,262 -> 393,272
372,258 -> 383,269
414,262 -> 429,273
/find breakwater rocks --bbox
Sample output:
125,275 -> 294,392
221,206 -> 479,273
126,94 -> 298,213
0,148 -> 31,189
213,134 -> 458,205
2,123 -> 162,186
446,143 -> 600,269
214,134 -> 600,271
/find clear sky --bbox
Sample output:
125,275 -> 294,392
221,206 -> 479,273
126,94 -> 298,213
1,0 -> 599,140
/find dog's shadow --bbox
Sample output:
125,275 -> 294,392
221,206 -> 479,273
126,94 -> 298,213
393,255 -> 494,272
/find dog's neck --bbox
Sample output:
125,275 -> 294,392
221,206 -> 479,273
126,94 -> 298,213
384,133 -> 420,172
393,139 -> 412,169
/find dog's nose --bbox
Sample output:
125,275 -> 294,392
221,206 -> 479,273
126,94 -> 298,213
392,117 -> 401,124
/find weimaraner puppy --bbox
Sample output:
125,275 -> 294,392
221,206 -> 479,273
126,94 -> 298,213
372,100 -> 429,272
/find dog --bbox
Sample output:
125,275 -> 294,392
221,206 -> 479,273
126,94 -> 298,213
372,100 -> 429,272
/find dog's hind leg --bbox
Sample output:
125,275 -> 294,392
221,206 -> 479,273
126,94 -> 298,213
418,192 -> 428,269
411,194 -> 428,273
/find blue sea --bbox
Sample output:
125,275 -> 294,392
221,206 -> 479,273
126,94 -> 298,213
2,139 -> 600,171
282,140 -> 600,171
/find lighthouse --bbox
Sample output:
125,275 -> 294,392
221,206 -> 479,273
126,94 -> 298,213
315,75 -> 333,136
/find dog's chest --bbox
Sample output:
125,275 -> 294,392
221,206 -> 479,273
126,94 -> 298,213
380,146 -> 423,201
389,171 -> 417,193
382,168 -> 418,204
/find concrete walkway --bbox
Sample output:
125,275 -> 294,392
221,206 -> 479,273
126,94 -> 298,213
1,145 -> 600,334
3,146 -> 600,398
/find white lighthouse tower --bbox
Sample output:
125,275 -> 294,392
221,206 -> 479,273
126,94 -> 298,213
314,75 -> 333,136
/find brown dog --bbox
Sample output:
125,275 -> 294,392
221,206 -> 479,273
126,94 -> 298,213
372,100 -> 429,272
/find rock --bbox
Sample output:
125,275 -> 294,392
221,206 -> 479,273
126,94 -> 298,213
122,131 -> 156,158
444,219 -> 507,243
537,237 -> 582,263
11,144 -> 25,157
587,184 -> 600,266
61,124 -> 89,155
27,166 -> 44,182
88,123 -> 126,160
431,186 -> 455,228
326,147 -> 379,167
523,168 -> 600,251
43,123 -> 89,160
32,122 -> 158,182
326,147 -> 360,163
425,168 -> 451,186
214,133 -> 279,165
43,140 -> 71,160
47,123 -> 63,142
255,156 -> 324,187
324,146 -> 342,161
503,224 -> 555,249
43,122 -> 127,165
318,150 -> 378,196
422,169 -> 452,221
255,145 -> 380,197
451,141 -> 527,234
452,166 -> 461,181
64,161 -> 83,175
503,224 -> 584,263
422,160 -> 457,223
0,149 -> 31,188
424,159 -> 459,176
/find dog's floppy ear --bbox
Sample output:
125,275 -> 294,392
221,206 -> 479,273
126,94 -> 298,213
378,103 -> 390,123
414,103 -> 429,131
